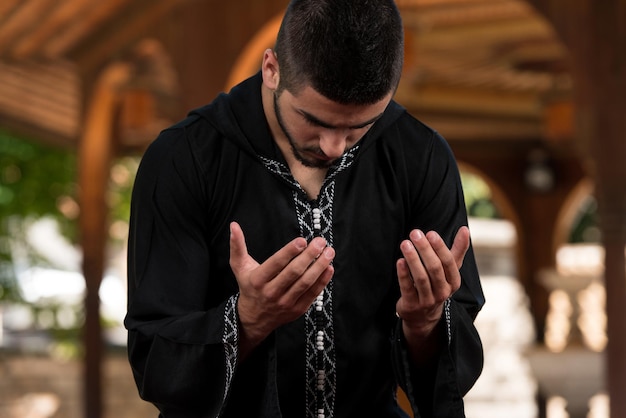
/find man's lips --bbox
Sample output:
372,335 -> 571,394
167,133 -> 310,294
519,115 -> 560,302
304,150 -> 332,161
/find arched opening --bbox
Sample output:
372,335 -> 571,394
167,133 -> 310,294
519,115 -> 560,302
458,166 -> 537,418
528,177 -> 608,418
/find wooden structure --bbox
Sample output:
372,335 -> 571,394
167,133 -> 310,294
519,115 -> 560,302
0,1 -> 624,417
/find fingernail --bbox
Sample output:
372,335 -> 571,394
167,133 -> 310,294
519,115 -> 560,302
410,229 -> 424,241
427,231 -> 440,244
295,238 -> 307,250
313,237 -> 326,250
323,247 -> 335,260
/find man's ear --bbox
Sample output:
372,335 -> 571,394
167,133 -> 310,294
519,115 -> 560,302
261,49 -> 280,90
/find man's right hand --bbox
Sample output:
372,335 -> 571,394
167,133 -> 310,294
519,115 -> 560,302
229,221 -> 335,360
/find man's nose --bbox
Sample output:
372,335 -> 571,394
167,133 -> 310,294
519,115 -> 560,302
319,130 -> 348,159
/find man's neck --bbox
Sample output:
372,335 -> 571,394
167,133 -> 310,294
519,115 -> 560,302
262,84 -> 327,200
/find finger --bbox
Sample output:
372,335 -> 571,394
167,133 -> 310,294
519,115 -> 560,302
400,237 -> 433,302
396,257 -> 418,301
229,222 -> 253,273
230,222 -> 307,282
266,237 -> 331,297
450,226 -> 471,268
425,231 -> 462,293
292,260 -> 335,312
281,245 -> 335,297
256,235 -> 311,282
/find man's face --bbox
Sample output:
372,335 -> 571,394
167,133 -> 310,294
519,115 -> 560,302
273,85 -> 392,168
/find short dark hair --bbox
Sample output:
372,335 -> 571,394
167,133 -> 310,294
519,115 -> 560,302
274,0 -> 404,105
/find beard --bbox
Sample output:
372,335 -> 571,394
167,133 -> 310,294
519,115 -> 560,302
273,93 -> 335,169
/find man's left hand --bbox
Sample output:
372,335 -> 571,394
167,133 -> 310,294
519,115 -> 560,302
395,227 -> 470,345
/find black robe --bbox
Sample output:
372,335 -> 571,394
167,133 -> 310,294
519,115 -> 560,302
125,73 -> 485,418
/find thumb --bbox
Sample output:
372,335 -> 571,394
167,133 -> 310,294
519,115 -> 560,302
229,221 -> 253,272
451,226 -> 471,269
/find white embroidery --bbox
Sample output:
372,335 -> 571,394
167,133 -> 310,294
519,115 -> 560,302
221,294 -> 239,412
261,146 -> 359,418
444,298 -> 452,344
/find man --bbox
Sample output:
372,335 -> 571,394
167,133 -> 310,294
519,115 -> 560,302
125,0 -> 484,417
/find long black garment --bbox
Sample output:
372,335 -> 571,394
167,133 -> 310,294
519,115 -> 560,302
125,73 -> 485,418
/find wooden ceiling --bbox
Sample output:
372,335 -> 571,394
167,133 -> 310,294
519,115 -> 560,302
397,0 -> 571,142
0,0 -> 571,148
0,0 -> 183,147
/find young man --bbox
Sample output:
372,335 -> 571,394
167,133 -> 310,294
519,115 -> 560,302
125,0 -> 484,417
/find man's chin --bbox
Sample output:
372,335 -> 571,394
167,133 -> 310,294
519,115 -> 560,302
295,152 -> 334,169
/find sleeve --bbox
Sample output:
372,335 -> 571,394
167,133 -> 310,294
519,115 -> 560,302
391,129 -> 485,418
124,127 -> 239,417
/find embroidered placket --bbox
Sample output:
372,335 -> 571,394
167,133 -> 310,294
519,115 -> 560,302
261,145 -> 359,418
299,189 -> 336,418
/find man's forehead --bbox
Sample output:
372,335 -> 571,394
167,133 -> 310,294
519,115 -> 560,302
286,85 -> 391,128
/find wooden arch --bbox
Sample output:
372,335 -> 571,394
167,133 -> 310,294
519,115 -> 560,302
80,61 -> 132,418
79,38 -> 179,418
225,14 -> 283,90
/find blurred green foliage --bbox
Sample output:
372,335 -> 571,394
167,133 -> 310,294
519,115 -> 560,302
0,131 -> 77,225
0,129 -> 138,354
0,130 -> 78,302
568,195 -> 600,243
460,170 -> 599,242
0,129 -> 137,302
461,171 -> 501,219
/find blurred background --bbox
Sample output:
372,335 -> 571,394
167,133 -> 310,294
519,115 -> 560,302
0,0 -> 625,417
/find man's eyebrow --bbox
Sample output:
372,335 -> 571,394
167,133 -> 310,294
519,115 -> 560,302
299,110 -> 383,130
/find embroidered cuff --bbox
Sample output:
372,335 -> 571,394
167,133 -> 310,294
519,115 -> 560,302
220,293 -> 240,411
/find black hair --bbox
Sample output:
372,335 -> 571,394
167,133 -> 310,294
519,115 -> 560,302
274,0 -> 404,105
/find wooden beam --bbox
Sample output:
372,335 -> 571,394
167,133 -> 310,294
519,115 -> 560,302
397,0 -> 506,8
395,83 -> 543,118
42,0 -> 131,58
401,0 -> 535,29
0,0 -> 22,19
413,17 -> 554,49
0,0 -> 57,56
66,0 -> 186,73
10,0 -> 91,60
0,61 -> 79,140
416,114 -> 543,142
